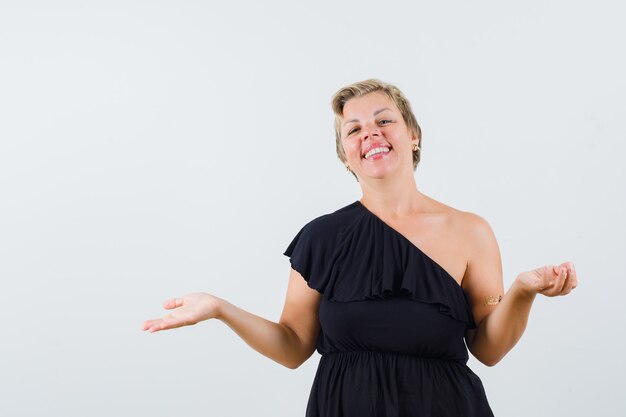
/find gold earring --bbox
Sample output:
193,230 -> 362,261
413,143 -> 420,152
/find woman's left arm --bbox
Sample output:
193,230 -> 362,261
461,213 -> 578,366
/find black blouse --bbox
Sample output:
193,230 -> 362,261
284,200 -> 494,417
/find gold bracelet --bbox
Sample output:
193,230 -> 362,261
483,295 -> 502,306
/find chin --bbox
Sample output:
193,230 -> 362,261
360,164 -> 397,178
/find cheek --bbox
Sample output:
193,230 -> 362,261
342,140 -> 360,157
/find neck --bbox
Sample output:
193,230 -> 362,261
358,172 -> 424,218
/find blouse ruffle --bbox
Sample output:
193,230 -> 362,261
283,201 -> 476,329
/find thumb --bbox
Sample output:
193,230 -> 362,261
537,266 -> 554,290
163,297 -> 184,310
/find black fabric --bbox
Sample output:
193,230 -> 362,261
283,201 -> 494,417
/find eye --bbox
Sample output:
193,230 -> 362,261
347,127 -> 359,135
378,119 -> 392,126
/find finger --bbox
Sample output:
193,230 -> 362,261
541,265 -> 559,291
561,277 -> 574,295
538,266 -> 560,296
563,263 -> 578,292
149,313 -> 192,332
554,266 -> 569,293
144,316 -> 176,333
148,323 -> 165,333
569,262 -> 578,288
163,297 -> 184,310
145,319 -> 165,332
553,267 -> 568,293
142,319 -> 160,330
147,319 -> 178,333
556,262 -> 577,294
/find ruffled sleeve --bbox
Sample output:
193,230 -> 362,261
283,216 -> 343,295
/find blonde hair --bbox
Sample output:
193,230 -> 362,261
331,79 -> 422,180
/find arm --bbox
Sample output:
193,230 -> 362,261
142,267 -> 322,369
460,214 -> 578,366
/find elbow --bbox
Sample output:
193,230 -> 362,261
467,340 -> 507,367
469,346 -> 504,367
478,353 -> 504,367
279,343 -> 316,370
278,350 -> 312,369
481,358 -> 500,367
280,357 -> 306,370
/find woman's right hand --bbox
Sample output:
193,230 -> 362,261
142,292 -> 223,333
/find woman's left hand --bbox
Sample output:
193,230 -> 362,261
516,262 -> 578,297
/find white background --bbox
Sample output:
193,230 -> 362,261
1,1 -> 625,416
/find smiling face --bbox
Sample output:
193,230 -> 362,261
340,91 -> 419,181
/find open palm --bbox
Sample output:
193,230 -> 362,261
142,292 -> 222,333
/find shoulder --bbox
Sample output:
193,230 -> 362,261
425,194 -> 494,242
452,210 -> 499,262
447,209 -> 502,292
422,195 -> 491,232
301,201 -> 360,232
284,201 -> 361,269
421,195 -> 498,255
287,201 -> 361,249
456,210 -> 496,244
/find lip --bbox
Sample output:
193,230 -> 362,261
362,143 -> 392,159
365,150 -> 390,161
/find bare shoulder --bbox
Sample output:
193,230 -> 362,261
420,194 -> 493,241
447,207 -> 503,298
456,210 -> 495,244
449,209 -> 499,265
419,194 -> 500,276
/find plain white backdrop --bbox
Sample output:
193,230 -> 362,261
1,1 -> 625,416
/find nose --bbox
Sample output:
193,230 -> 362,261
360,123 -> 381,141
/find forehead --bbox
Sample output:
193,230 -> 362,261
342,91 -> 398,119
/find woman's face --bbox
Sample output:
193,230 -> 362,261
341,91 -> 418,181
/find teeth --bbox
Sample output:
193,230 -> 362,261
364,147 -> 390,159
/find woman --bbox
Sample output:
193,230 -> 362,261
143,79 -> 577,416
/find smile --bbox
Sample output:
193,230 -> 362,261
364,147 -> 390,159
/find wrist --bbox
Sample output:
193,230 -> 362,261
213,296 -> 229,321
512,275 -> 539,301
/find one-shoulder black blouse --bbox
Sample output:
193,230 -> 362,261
284,201 -> 494,417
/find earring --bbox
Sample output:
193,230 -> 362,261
346,165 -> 358,182
413,143 -> 421,152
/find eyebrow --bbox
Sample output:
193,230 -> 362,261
342,108 -> 393,127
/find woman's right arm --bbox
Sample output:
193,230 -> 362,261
142,268 -> 321,369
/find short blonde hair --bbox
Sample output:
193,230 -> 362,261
332,79 -> 422,177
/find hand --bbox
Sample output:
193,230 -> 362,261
516,262 -> 578,297
142,292 -> 223,333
